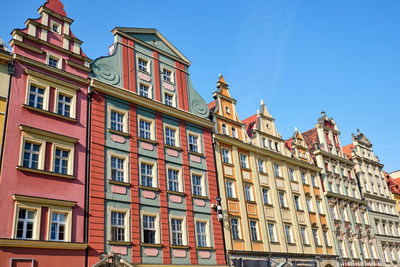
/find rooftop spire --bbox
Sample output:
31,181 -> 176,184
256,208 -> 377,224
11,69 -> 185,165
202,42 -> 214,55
217,74 -> 227,86
44,0 -> 67,16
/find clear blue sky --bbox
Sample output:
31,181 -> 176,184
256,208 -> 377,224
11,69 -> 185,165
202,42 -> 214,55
2,0 -> 399,172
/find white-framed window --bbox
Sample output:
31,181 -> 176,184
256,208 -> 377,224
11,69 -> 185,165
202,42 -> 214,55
26,78 -> 51,111
231,127 -> 237,138
274,164 -> 281,177
279,191 -> 286,208
16,208 -> 38,239
108,105 -> 128,133
138,117 -> 154,140
323,230 -> 330,246
140,160 -> 156,188
267,222 -> 277,242
162,68 -> 173,83
170,217 -> 186,246
300,226 -> 309,245
139,83 -> 150,98
138,58 -> 150,73
225,106 -> 230,114
301,172 -> 308,184
195,219 -> 209,247
311,175 -> 317,187
109,151 -> 128,183
55,91 -> 73,118
240,154 -> 248,168
187,131 -> 201,153
167,167 -> 183,192
50,20 -> 61,34
191,172 -> 206,197
289,168 -> 295,181
221,124 -> 227,135
221,148 -> 231,164
262,137 -> 267,148
108,208 -> 130,242
22,141 -> 42,169
306,198 -> 314,212
164,92 -> 174,107
226,180 -> 236,198
230,218 -> 241,240
53,145 -> 73,175
249,220 -> 259,241
284,224 -> 293,243
164,125 -> 179,147
49,211 -> 67,241
142,213 -> 160,244
312,228 -> 320,246
28,84 -> 45,109
46,53 -> 62,69
244,184 -> 254,202
316,200 -> 323,214
258,159 -> 265,173
262,188 -> 270,204
294,195 -> 301,210
268,140 -> 273,150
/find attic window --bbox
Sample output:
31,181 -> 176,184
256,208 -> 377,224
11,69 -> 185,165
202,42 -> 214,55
266,123 -> 269,129
225,106 -> 230,114
50,21 -> 61,34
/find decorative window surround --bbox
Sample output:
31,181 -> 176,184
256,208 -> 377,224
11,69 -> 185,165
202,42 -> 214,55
187,131 -> 202,154
167,165 -> 183,193
50,20 -> 61,35
137,115 -> 155,141
108,150 -> 129,184
137,57 -> 151,74
195,219 -> 210,248
191,171 -> 207,197
163,123 -> 180,148
54,87 -> 76,119
107,207 -> 130,244
46,52 -> 62,69
107,104 -> 128,135
139,158 -> 157,189
140,211 -> 160,245
169,216 -> 187,246
51,143 -> 74,176
161,67 -> 174,84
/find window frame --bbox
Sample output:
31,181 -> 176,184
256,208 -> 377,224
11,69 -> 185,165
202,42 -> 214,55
284,224 -> 293,244
164,124 -> 180,147
137,115 -> 155,141
278,191 -> 287,208
108,207 -> 130,243
25,79 -> 50,111
167,165 -> 183,193
195,218 -> 210,248
161,67 -> 174,84
13,203 -> 41,240
249,220 -> 260,241
139,82 -> 152,98
244,183 -> 254,202
141,211 -> 160,245
221,148 -> 231,164
191,171 -> 206,197
46,52 -> 62,69
54,87 -> 76,119
169,216 -> 187,246
164,92 -> 175,107
300,226 -> 309,245
240,153 -> 248,168
51,143 -> 74,176
108,104 -> 128,134
50,20 -> 61,34
267,222 -> 277,242
108,150 -> 129,183
230,217 -> 241,240
187,130 -> 202,154
139,158 -> 157,188
137,57 -> 150,74
226,180 -> 236,199
19,133 -> 46,170
47,206 -> 72,242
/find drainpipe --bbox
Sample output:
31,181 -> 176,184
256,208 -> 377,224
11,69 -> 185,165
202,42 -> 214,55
0,57 -> 14,174
84,82 -> 93,267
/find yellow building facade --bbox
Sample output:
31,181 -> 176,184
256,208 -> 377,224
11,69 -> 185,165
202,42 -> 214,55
210,75 -> 338,266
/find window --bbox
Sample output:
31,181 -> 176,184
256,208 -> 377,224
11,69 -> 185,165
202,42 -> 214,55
275,142 -> 280,152
23,141 -> 40,169
267,223 -> 276,242
284,225 -> 293,243
316,200 -> 323,214
312,229 -> 320,245
196,221 -> 208,247
323,230 -> 330,246
274,164 -> 280,177
311,175 -> 317,187
138,58 -> 149,72
221,124 -> 227,135
54,148 -> 69,175
249,221 -> 259,241
289,168 -> 295,181
244,184 -> 253,202
143,215 -> 156,244
171,218 -> 183,245
279,192 -> 286,208
165,127 -> 177,147
168,169 -> 180,192
262,137 -> 267,147
164,93 -> 174,107
231,127 -> 237,138
192,174 -> 203,196
222,148 -> 231,164
188,134 -> 199,153
226,181 -> 235,198
139,119 -> 152,140
141,163 -> 154,187
139,83 -> 150,98
306,198 -> 314,212
300,227 -> 308,244
50,21 -> 60,34
301,172 -> 308,184
268,140 -> 273,150
56,94 -> 71,117
258,160 -> 265,173
262,188 -> 270,204
110,111 -> 124,132
28,85 -> 45,109
338,241 -> 346,257
294,195 -> 301,210
48,57 -> 59,68
240,154 -> 248,168
225,106 -> 230,114
349,242 -> 356,258
162,69 -> 172,82
231,218 -> 240,239
111,211 -> 125,242
16,209 -> 36,239
50,212 -> 66,241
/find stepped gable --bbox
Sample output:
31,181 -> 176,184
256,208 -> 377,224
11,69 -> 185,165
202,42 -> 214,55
44,0 -> 67,16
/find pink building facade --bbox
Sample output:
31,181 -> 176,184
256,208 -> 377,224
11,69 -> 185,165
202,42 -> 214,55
0,1 -> 91,266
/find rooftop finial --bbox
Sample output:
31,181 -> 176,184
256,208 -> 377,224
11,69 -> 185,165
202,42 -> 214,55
321,110 -> 325,116
261,99 -> 264,105
217,74 -> 227,86
357,128 -> 360,134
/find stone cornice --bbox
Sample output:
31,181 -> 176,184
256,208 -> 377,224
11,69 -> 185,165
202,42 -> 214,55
212,91 -> 237,104
314,149 -> 355,166
91,79 -> 214,129
213,113 -> 243,127
215,134 -> 321,172
0,50 -> 12,63
0,238 -> 86,249
363,193 -> 396,204
19,124 -> 79,143
38,6 -> 74,24
324,191 -> 366,205
10,39 -> 44,54
13,194 -> 77,207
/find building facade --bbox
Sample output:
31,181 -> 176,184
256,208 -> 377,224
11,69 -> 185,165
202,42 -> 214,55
343,130 -> 400,266
0,0 -> 91,266
303,113 -> 379,267
210,76 -> 337,267
88,27 -> 226,266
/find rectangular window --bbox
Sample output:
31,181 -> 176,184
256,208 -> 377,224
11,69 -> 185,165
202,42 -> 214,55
163,69 -> 172,82
226,181 -> 235,198
165,127 -> 176,146
258,159 -> 264,172
221,124 -> 227,135
188,134 -> 198,153
28,85 -> 45,109
279,192 -> 286,208
16,209 -> 35,239
262,137 -> 266,147
240,154 -> 248,168
262,188 -> 270,204
138,58 -> 148,72
111,212 -> 125,242
244,184 -> 253,202
141,163 -> 153,187
23,142 -> 41,169
268,223 -> 276,242
274,164 -> 280,177
51,22 -> 60,34
231,127 -> 237,138
139,120 -> 151,140
143,215 -> 156,244
171,219 -> 183,245
110,111 -> 124,132
323,230 -> 330,246
50,212 -> 66,241
222,148 -> 231,164
231,218 -> 240,239
316,200 -> 323,214
250,221 -> 258,241
301,172 -> 308,184
164,93 -> 174,107
306,198 -> 314,212
196,221 -> 207,247
284,225 -> 292,243
311,175 -> 317,187
192,174 -> 203,196
54,148 -> 69,175
139,83 -> 149,97
300,227 -> 308,244
48,57 -> 59,68
294,195 -> 301,210
312,229 -> 320,245
57,94 -> 71,117
168,169 -> 180,192
289,168 -> 295,181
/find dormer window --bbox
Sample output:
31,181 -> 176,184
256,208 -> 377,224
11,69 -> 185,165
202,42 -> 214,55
221,124 -> 227,135
50,21 -> 61,34
231,127 -> 237,138
46,53 -> 61,69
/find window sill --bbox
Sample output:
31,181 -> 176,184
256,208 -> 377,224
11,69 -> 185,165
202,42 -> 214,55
193,195 -> 208,200
196,246 -> 214,251
246,200 -> 257,204
170,244 -> 189,249
141,243 -> 162,248
17,166 -> 75,180
137,69 -> 151,76
164,144 -> 182,151
252,240 -> 263,244
232,238 -> 244,242
270,241 -> 279,245
107,241 -> 132,246
223,162 -> 234,167
228,197 -> 239,201
296,209 -> 304,212
138,137 -> 157,144
0,238 -> 87,250
139,185 -> 159,192
23,105 -> 78,123
162,79 -> 175,86
309,211 -> 316,215
264,203 -> 273,207
108,128 -> 130,137
167,190 -> 185,196
290,180 -> 299,184
303,244 -> 311,247
109,180 -> 131,187
281,206 -> 290,210
287,242 -> 296,246
241,167 -> 252,171
259,171 -> 268,175
188,150 -> 204,157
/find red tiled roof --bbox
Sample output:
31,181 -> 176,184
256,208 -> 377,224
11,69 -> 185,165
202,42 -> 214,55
302,128 -> 319,150
242,114 -> 257,137
44,0 -> 67,17
342,144 -> 354,160
285,139 -> 293,151
208,101 -> 216,113
385,172 -> 400,195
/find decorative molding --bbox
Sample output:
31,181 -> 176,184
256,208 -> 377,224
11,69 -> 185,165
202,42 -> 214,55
0,238 -> 86,249
13,194 -> 77,207
19,125 -> 79,143
65,59 -> 90,72
17,166 -> 76,180
10,39 -> 44,54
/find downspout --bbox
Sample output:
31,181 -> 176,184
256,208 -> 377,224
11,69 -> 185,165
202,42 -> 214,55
210,113 -> 228,265
84,81 -> 93,267
0,57 -> 14,174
